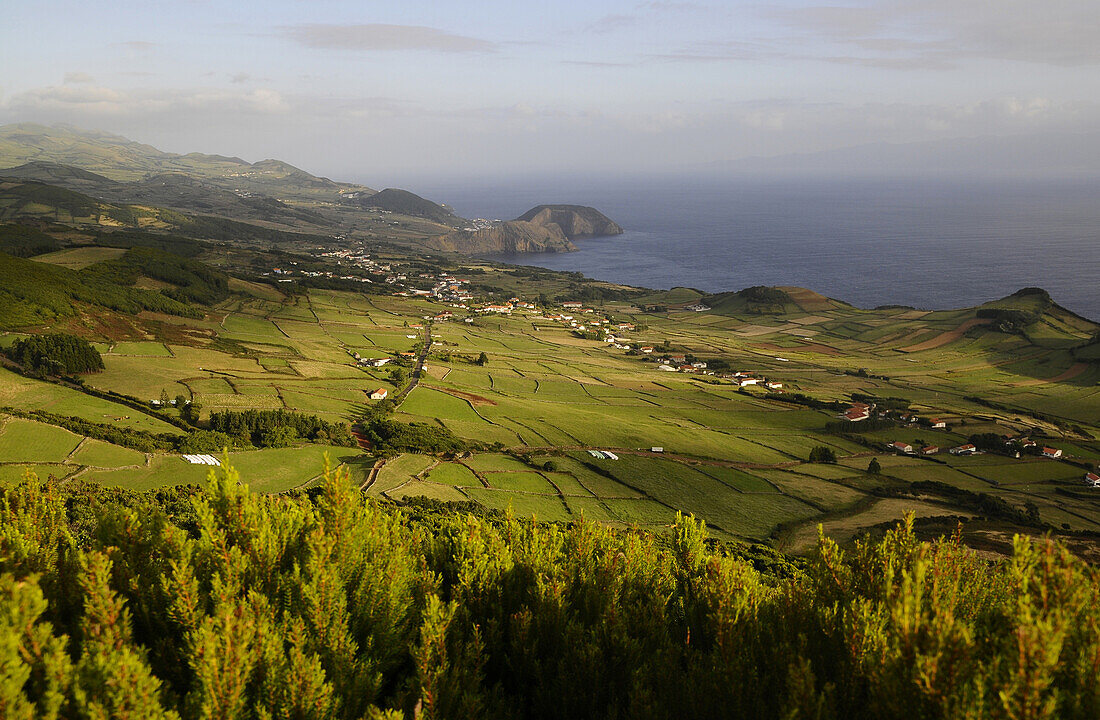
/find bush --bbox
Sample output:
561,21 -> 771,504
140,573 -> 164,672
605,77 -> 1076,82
361,417 -> 467,456
176,429 -> 235,453
208,409 -> 355,447
809,446 -> 837,463
3,470 -> 1100,719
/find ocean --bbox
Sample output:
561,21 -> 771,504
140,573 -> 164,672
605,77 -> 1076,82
397,175 -> 1100,320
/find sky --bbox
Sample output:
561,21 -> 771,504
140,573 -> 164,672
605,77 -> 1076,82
2,0 -> 1100,184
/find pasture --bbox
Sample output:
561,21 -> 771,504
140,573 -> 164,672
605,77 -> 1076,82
2,278 -> 1097,551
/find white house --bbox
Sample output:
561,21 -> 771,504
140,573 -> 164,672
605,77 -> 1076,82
1042,447 -> 1063,459
369,388 -> 389,400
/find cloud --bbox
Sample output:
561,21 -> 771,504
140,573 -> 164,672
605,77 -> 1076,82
637,2 -> 707,11
651,40 -> 783,63
281,23 -> 496,53
115,40 -> 156,50
63,72 -> 95,84
587,14 -> 638,35
561,60 -> 634,68
774,0 -> 1100,68
3,85 -> 291,117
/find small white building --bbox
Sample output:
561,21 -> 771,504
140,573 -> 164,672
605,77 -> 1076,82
370,388 -> 389,400
1042,447 -> 1063,459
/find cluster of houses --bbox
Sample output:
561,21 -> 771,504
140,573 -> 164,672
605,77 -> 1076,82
841,402 -> 948,429
460,218 -> 497,232
427,275 -> 474,305
888,441 -> 942,456
887,439 -> 1065,458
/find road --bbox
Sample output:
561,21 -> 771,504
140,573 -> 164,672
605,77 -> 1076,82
389,322 -> 431,406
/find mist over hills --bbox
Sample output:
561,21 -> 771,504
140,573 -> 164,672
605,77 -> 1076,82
0,124 -> 626,254
0,123 -> 375,202
725,131 -> 1100,178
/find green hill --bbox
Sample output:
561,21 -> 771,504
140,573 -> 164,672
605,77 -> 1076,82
0,250 -> 200,327
515,204 -> 624,238
0,123 -> 375,202
0,179 -> 337,247
701,286 -> 802,315
357,188 -> 463,226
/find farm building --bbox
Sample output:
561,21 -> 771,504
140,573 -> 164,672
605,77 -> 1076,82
1042,447 -> 1063,459
843,408 -> 870,422
1085,472 -> 1100,487
369,388 -> 389,400
890,442 -> 914,454
950,444 -> 978,455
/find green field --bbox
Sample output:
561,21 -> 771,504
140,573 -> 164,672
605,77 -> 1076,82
2,265 -> 1097,554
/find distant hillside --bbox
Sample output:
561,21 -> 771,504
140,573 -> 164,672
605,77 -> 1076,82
702,286 -> 803,315
0,179 -> 333,247
1,163 -> 329,227
356,188 -> 462,226
0,251 -> 198,327
515,205 -> 623,239
429,220 -> 575,254
0,123 -> 375,202
0,161 -> 116,188
978,288 -> 1100,350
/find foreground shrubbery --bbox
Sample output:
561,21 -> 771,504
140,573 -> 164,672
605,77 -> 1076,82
2,467 -> 1099,719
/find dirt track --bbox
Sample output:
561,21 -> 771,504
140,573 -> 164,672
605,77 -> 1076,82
899,318 -> 991,352
1013,362 -> 1089,387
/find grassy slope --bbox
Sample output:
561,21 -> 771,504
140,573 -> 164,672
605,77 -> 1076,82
0,253 -> 1096,552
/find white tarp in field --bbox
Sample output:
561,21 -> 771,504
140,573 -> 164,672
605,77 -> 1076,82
182,454 -> 221,466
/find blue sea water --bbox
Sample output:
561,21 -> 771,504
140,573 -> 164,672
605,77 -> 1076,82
401,175 -> 1100,320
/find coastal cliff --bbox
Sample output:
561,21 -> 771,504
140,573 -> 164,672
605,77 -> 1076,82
430,204 -> 623,254
515,204 -> 624,239
429,220 -> 576,254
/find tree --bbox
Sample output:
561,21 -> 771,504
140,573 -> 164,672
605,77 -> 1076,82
809,446 -> 837,464
180,401 -> 202,425
389,367 -> 408,385
868,457 -> 882,474
476,352 -> 489,366
6,333 -> 104,375
158,389 -> 170,406
259,425 -> 298,448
